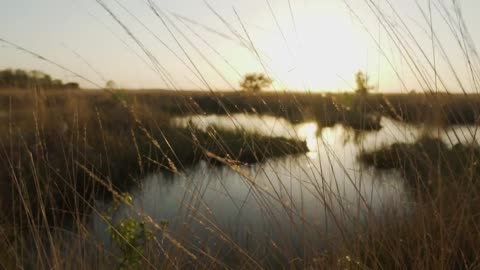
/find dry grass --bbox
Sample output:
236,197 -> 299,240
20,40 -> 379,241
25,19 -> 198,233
2,0 -> 480,267
356,137 -> 480,268
0,89 -> 313,269
1,89 -> 480,269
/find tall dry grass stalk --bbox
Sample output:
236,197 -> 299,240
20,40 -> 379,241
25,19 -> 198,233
1,0 -> 480,269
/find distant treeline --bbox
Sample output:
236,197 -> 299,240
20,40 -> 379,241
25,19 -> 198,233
0,69 -> 79,90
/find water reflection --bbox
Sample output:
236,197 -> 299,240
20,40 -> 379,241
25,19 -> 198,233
93,114 -> 480,256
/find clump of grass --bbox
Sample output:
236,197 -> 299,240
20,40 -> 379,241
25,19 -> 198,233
359,136 -> 480,194
107,90 -> 480,127
372,93 -> 480,126
352,136 -> 480,269
3,0 -> 480,267
3,90 -> 480,269
0,90 -> 308,223
0,90 -> 310,268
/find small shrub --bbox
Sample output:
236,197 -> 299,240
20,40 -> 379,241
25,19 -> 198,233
108,218 -> 153,270
240,73 -> 273,92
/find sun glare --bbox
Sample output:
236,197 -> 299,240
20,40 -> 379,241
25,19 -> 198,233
296,122 -> 319,152
246,3 -> 369,92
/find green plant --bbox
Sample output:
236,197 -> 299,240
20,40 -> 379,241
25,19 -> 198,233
108,218 -> 153,270
105,193 -> 151,270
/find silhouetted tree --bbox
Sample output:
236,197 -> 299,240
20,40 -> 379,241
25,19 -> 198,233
0,69 -> 14,87
353,71 -> 375,115
106,80 -> 117,89
0,69 -> 78,90
64,82 -> 80,89
240,73 -> 273,92
52,79 -> 64,89
355,71 -> 373,96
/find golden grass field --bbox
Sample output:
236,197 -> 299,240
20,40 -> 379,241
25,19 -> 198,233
0,88 -> 480,268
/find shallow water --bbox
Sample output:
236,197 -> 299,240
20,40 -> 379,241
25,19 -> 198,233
92,114 -> 480,255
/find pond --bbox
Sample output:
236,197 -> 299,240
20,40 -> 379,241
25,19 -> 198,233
91,114 -> 480,258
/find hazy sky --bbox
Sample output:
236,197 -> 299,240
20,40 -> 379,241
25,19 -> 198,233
1,0 -> 480,92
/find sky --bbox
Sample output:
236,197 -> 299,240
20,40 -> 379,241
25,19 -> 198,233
1,0 -> 480,92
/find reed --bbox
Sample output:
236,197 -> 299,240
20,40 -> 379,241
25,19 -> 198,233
2,0 -> 480,268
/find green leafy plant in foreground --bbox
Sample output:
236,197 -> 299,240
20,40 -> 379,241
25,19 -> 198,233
108,218 -> 153,270
105,193 -> 154,270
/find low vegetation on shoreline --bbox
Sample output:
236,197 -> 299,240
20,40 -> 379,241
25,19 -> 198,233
0,69 -> 80,90
3,89 -> 480,130
0,90 -> 307,223
355,137 -> 480,268
359,136 -> 480,194
2,0 -> 480,265
2,88 -> 480,268
111,90 -> 480,127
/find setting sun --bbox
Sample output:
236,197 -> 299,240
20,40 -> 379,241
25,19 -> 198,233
2,0 -> 480,268
275,13 -> 367,91
2,0 -> 478,92
222,1 -> 370,91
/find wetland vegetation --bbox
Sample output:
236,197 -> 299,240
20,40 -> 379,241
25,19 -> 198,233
2,0 -> 480,268
1,88 -> 480,269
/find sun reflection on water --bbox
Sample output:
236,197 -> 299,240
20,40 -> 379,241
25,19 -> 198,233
296,122 -> 319,154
